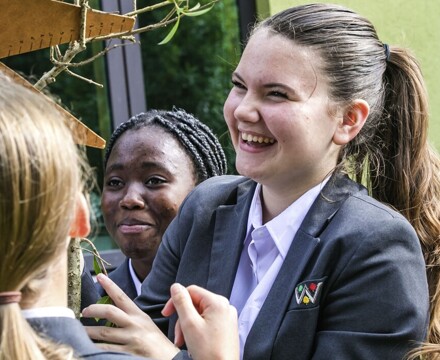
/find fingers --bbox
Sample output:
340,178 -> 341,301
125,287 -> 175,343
95,274 -> 140,314
162,297 -> 176,317
83,299 -> 141,329
185,284 -> 232,315
166,284 -> 240,360
85,325 -> 130,345
169,283 -> 201,327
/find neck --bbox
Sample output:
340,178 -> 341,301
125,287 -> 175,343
21,253 -> 68,310
260,174 -> 329,223
131,258 -> 153,282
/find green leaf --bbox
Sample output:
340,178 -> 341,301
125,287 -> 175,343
184,3 -> 214,17
105,320 -> 117,327
93,256 -> 102,275
158,16 -> 181,45
94,295 -> 113,323
189,3 -> 201,11
96,295 -> 112,305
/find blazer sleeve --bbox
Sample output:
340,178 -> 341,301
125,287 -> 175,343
134,200 -> 190,334
134,175 -> 248,336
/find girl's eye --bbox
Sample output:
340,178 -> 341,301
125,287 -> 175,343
269,90 -> 288,99
146,177 -> 166,186
231,79 -> 246,90
106,178 -> 123,188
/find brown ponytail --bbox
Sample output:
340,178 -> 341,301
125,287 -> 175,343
371,47 -> 440,359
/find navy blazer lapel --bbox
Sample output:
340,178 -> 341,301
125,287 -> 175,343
207,179 -> 256,297
244,230 -> 320,360
244,173 -> 367,359
108,258 -> 138,300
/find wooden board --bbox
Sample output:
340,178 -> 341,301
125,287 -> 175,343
0,62 -> 106,149
0,0 -> 135,59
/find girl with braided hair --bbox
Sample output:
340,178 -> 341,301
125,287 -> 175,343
81,108 -> 227,308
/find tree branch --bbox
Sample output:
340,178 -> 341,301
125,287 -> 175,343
34,0 -> 218,90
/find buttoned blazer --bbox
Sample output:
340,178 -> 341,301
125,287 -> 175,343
136,173 -> 429,360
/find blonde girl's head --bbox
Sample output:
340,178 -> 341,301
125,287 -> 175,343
0,72 -> 89,359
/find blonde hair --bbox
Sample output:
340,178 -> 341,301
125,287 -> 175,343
0,72 -> 87,359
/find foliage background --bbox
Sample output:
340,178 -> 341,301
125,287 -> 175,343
2,0 -> 241,248
137,0 -> 241,173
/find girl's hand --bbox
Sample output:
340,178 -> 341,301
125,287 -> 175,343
163,283 -> 239,360
83,274 -> 179,359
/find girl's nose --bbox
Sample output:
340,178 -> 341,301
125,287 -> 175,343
119,184 -> 145,209
234,94 -> 260,123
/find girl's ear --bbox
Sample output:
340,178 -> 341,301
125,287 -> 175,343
69,193 -> 91,238
333,99 -> 370,145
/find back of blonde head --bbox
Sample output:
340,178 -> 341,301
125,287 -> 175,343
0,72 -> 84,359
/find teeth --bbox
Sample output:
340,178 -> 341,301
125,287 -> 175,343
241,132 -> 274,144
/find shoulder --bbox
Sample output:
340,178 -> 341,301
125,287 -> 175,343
343,192 -> 413,226
162,175 -> 253,250
178,175 -> 254,213
323,191 -> 420,259
324,172 -> 411,225
85,352 -> 148,360
28,317 -> 148,359
193,174 -> 253,196
315,174 -> 419,251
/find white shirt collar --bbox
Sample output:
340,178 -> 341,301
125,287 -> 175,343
22,307 -> 75,319
247,177 -> 330,258
128,258 -> 142,296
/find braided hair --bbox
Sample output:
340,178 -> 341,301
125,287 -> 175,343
105,108 -> 227,183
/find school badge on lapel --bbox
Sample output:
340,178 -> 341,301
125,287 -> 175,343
295,280 -> 324,306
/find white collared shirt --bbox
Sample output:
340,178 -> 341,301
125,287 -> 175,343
128,258 -> 142,297
230,178 -> 329,359
22,306 -> 75,319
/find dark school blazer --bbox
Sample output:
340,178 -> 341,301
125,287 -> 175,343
135,172 -> 429,360
28,316 -> 191,359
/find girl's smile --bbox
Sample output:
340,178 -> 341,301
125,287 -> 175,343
224,28 -> 342,200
